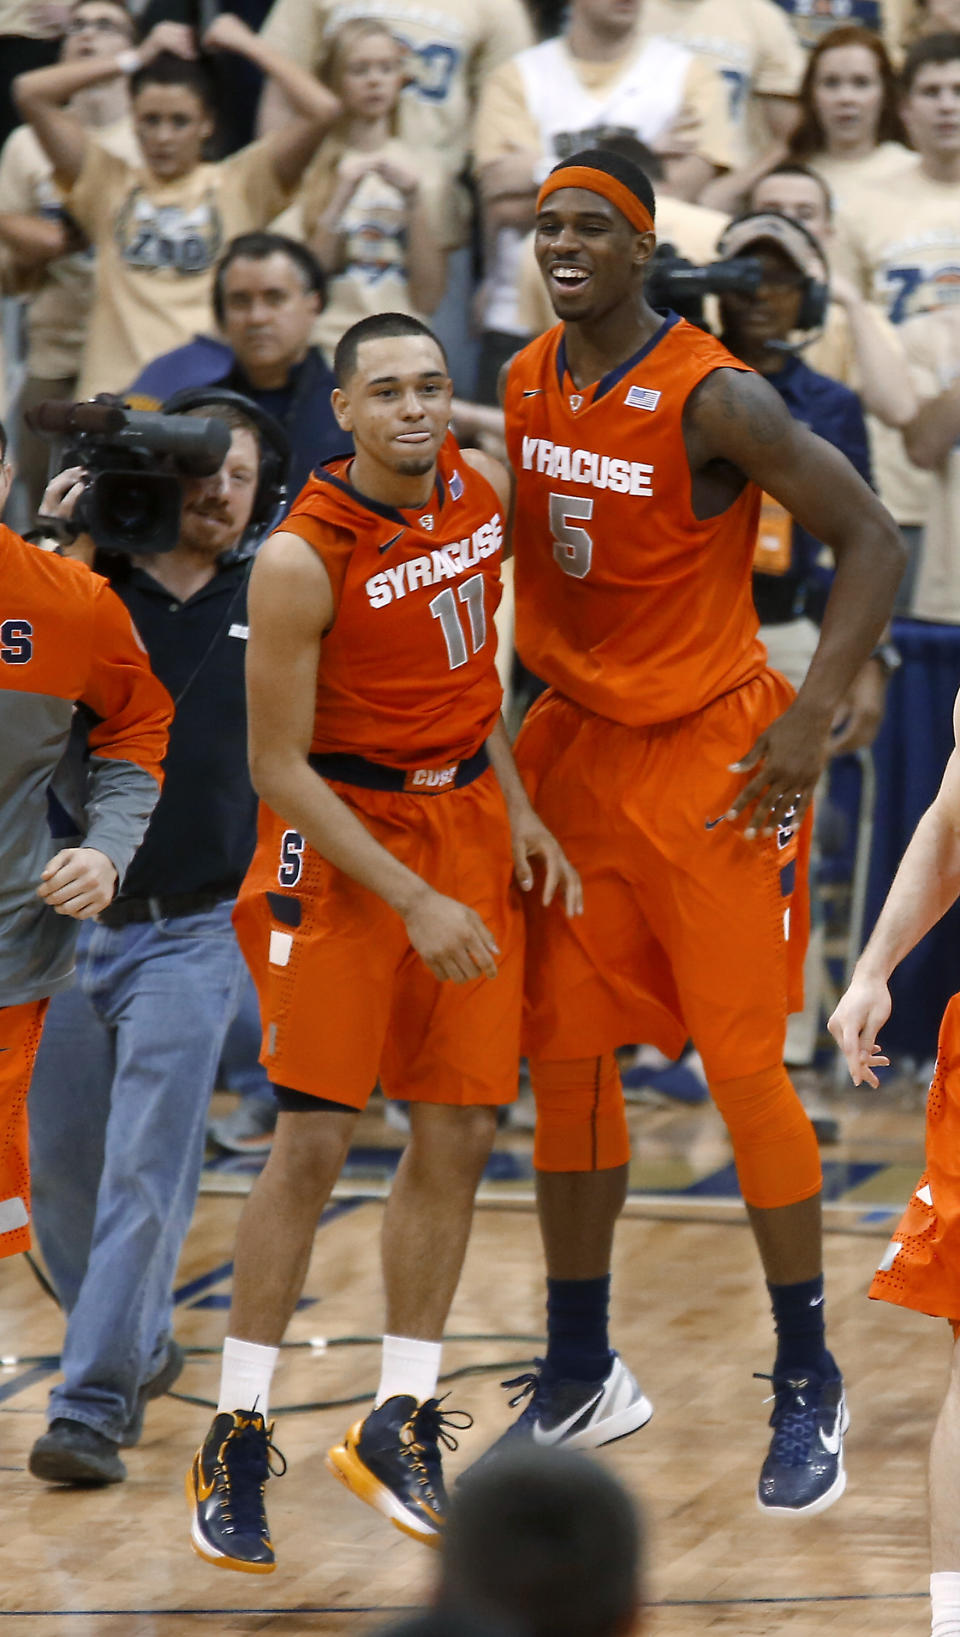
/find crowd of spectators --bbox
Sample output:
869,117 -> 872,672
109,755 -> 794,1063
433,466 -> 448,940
1,0 -> 960,618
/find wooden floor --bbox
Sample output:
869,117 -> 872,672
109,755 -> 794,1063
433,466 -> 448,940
0,1076 -> 946,1637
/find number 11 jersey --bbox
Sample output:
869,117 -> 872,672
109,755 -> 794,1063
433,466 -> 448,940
280,434 -> 504,769
505,312 -> 767,727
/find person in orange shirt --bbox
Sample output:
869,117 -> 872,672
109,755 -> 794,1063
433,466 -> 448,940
466,148 -> 905,1516
0,415 -> 171,1264
185,311 -> 580,1574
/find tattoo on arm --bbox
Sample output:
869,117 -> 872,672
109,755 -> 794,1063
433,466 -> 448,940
707,369 -> 785,445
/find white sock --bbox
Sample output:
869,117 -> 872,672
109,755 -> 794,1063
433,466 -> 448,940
376,1335 -> 442,1406
217,1336 -> 279,1420
931,1572 -> 960,1637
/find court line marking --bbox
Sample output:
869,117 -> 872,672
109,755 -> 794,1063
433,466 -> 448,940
0,1594 -> 928,1617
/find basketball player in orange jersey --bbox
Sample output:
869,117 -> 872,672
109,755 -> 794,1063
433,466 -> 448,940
186,311 -> 580,1573
468,147 -> 906,1516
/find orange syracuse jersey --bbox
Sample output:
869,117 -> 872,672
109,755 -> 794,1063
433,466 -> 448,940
505,314 -> 767,726
280,434 -> 504,768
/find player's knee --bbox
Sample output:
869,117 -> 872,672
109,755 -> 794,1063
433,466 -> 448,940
406,1102 -> 498,1181
710,1063 -> 821,1209
530,1053 -> 629,1173
267,1087 -> 358,1182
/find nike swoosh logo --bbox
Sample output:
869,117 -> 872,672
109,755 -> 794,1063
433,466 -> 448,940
704,816 -> 724,830
379,530 -> 405,554
531,1387 -> 605,1445
522,389 -> 543,398
194,1461 -> 216,1502
819,1404 -> 843,1456
809,1294 -> 824,1306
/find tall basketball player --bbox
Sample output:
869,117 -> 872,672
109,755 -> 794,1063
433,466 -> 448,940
185,312 -> 580,1572
470,148 -> 905,1514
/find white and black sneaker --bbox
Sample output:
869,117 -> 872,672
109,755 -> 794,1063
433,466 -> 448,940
459,1353 -> 652,1482
756,1367 -> 848,1515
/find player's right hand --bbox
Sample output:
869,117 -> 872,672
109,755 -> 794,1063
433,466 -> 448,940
827,974 -> 892,1088
403,889 -> 500,984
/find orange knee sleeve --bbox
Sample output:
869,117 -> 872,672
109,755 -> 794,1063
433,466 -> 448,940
711,1063 -> 821,1209
529,1053 -> 629,1173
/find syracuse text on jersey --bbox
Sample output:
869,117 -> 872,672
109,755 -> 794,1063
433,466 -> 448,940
365,513 -> 503,607
520,436 -> 654,496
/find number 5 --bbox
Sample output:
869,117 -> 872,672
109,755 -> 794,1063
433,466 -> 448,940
550,492 -> 594,578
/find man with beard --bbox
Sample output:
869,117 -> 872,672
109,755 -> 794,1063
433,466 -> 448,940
26,390 -> 289,1487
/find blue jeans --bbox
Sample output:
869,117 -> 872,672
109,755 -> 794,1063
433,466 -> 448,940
28,901 -> 246,1441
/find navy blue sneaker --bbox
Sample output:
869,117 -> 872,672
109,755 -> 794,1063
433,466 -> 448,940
187,1410 -> 286,1573
756,1368 -> 848,1515
327,1395 -> 472,1546
459,1353 -> 652,1484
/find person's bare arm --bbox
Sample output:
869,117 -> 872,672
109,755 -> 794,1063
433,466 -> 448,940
0,209 -> 73,267
247,530 -> 501,982
698,139 -> 789,213
902,378 -> 960,471
662,153 -> 720,202
203,13 -> 339,191
685,367 -> 905,835
829,689 -> 960,1084
373,154 -> 446,313
830,276 -> 918,428
13,21 -> 194,183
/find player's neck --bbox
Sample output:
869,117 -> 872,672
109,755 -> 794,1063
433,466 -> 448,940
344,113 -> 391,151
823,131 -> 875,161
562,299 -> 661,390
347,451 -> 436,511
920,146 -> 960,183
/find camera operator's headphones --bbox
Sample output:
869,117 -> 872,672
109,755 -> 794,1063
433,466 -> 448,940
716,212 -> 830,334
160,385 -> 290,536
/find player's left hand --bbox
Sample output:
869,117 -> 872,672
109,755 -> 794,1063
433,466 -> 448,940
510,812 -> 583,915
725,702 -> 832,838
37,848 -> 118,919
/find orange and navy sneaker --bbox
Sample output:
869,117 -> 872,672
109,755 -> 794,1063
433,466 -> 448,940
186,1409 -> 286,1573
326,1394 -> 471,1546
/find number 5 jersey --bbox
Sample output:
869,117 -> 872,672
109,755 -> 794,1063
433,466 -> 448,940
504,312 -> 766,727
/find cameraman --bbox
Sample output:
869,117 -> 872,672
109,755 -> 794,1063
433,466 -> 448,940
26,390 -> 288,1487
0,415 -> 170,1266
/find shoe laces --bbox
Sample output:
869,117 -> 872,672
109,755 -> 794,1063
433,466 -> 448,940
215,1413 -> 287,1537
399,1396 -> 473,1503
500,1358 -> 547,1412
753,1372 -> 820,1469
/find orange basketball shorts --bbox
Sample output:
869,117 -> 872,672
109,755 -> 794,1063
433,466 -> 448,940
233,767 -> 524,1109
0,998 -> 48,1259
514,671 -> 810,1082
871,993 -> 960,1323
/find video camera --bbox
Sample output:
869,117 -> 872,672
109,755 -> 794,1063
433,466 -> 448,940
26,398 -> 232,555
645,243 -> 764,329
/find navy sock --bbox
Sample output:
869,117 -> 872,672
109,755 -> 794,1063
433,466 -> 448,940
768,1274 -> 835,1378
544,1276 -> 613,1383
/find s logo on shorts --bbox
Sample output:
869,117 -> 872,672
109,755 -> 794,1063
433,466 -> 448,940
278,830 -> 305,887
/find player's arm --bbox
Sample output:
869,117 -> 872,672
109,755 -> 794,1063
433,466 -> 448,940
38,577 -> 173,920
685,367 -> 906,836
484,718 -> 582,916
829,688 -> 960,1087
246,531 -> 500,984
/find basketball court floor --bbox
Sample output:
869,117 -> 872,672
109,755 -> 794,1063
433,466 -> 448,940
0,1072 -> 944,1637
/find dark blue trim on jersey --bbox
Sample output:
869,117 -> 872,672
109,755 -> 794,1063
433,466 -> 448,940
313,463 -> 446,532
555,309 -> 680,403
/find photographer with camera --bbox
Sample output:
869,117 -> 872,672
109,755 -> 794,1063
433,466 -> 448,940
25,388 -> 290,1487
0,414 -> 170,1269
